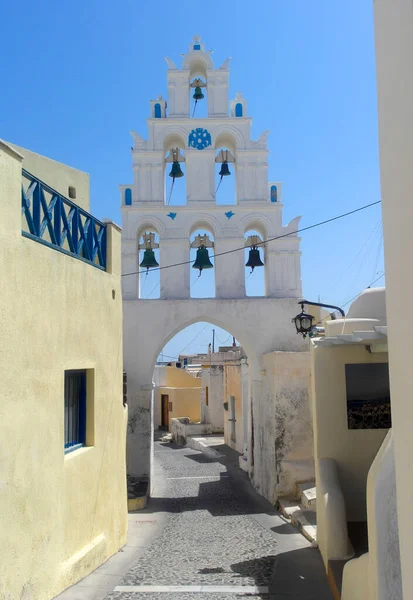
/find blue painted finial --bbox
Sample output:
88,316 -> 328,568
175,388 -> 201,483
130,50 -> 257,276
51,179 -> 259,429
167,212 -> 177,220
225,211 -> 235,220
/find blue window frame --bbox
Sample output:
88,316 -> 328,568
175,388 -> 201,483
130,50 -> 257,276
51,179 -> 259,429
64,370 -> 87,453
235,103 -> 243,117
125,188 -> 132,205
154,103 -> 161,118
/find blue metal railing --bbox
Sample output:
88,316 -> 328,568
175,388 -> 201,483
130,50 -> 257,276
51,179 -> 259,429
21,169 -> 107,270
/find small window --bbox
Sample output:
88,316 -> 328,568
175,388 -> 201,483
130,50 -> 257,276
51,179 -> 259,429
168,401 -> 173,412
125,188 -> 132,206
205,385 -> 209,406
64,370 -> 87,452
154,103 -> 161,118
193,44 -> 201,50
345,363 -> 391,429
270,185 -> 278,203
235,103 -> 243,117
68,186 -> 76,199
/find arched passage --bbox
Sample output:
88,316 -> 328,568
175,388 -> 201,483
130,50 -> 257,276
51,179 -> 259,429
123,295 -> 305,481
154,322 -> 247,451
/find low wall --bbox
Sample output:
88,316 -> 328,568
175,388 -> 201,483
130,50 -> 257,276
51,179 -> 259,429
170,418 -> 212,446
342,431 -> 402,600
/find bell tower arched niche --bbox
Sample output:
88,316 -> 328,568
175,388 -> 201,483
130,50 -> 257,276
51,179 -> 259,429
137,225 -> 161,299
214,131 -> 237,205
244,221 -> 267,297
189,220 -> 216,298
163,131 -> 187,206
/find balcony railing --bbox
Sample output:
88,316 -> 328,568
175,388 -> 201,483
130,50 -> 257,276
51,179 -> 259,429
21,169 -> 107,270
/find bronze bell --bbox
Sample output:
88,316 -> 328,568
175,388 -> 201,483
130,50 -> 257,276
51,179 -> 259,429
193,86 -> 204,101
140,248 -> 159,272
245,246 -> 264,271
169,160 -> 184,179
219,161 -> 231,177
192,246 -> 213,273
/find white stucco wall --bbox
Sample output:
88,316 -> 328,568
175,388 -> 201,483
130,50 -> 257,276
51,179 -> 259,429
0,142 -> 127,599
253,351 -> 313,501
201,365 -> 225,432
374,2 -> 413,597
8,141 -> 91,211
341,431 -> 402,600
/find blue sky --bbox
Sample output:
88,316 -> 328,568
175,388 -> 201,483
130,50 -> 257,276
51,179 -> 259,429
1,0 -> 383,359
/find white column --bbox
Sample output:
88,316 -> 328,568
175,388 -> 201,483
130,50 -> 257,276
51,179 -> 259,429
186,149 -> 215,203
214,237 -> 246,299
160,239 -> 190,299
207,71 -> 229,117
122,240 -> 138,300
167,72 -> 190,118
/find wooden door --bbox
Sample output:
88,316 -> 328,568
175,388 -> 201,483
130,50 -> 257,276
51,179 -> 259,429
161,394 -> 169,429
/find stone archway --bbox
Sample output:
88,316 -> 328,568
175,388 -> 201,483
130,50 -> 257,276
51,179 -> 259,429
123,296 -> 304,481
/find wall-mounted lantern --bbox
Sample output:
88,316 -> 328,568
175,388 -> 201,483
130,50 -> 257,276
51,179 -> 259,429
292,300 -> 345,338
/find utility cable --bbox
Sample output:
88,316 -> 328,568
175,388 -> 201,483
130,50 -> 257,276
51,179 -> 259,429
178,323 -> 210,355
328,220 -> 382,295
122,200 -> 381,278
341,272 -> 385,310
146,280 -> 160,299
315,272 -> 386,327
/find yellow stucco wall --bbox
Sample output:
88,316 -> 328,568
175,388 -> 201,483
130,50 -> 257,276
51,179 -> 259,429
311,343 -> 388,522
0,143 -> 127,600
158,387 -> 201,429
165,366 -> 202,388
224,364 -> 244,453
8,141 -> 91,211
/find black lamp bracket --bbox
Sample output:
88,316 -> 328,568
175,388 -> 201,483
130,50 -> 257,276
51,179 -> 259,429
298,300 -> 345,319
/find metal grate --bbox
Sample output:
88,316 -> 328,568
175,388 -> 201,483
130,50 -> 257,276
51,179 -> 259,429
64,370 -> 87,452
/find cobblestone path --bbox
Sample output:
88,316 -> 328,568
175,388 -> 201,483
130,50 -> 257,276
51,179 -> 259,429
104,441 -> 332,600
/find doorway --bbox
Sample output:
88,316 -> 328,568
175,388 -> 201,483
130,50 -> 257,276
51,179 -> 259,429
161,394 -> 169,429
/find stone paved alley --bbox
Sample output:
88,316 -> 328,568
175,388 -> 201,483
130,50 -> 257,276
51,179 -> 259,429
58,440 -> 332,600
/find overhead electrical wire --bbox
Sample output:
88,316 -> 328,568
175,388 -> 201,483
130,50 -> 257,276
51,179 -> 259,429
315,272 -> 386,327
341,272 -> 385,310
122,200 -> 381,278
178,323 -> 210,355
328,220 -> 382,295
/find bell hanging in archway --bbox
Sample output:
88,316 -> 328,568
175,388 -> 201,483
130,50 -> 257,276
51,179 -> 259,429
245,246 -> 264,271
140,249 -> 159,272
193,86 -> 205,101
192,246 -> 213,274
219,161 -> 231,177
169,161 -> 184,180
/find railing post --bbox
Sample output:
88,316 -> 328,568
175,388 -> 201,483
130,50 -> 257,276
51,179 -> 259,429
32,182 -> 41,237
54,196 -> 62,247
86,217 -> 94,262
71,207 -> 79,255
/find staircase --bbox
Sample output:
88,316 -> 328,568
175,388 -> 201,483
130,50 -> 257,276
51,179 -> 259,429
277,480 -> 317,545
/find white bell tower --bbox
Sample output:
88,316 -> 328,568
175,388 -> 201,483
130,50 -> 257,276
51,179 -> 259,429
120,37 -> 305,479
120,36 -> 302,302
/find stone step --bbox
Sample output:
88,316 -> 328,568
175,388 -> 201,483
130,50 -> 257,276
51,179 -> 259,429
277,497 -> 317,546
278,497 -> 301,519
291,509 -> 317,545
297,480 -> 316,509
